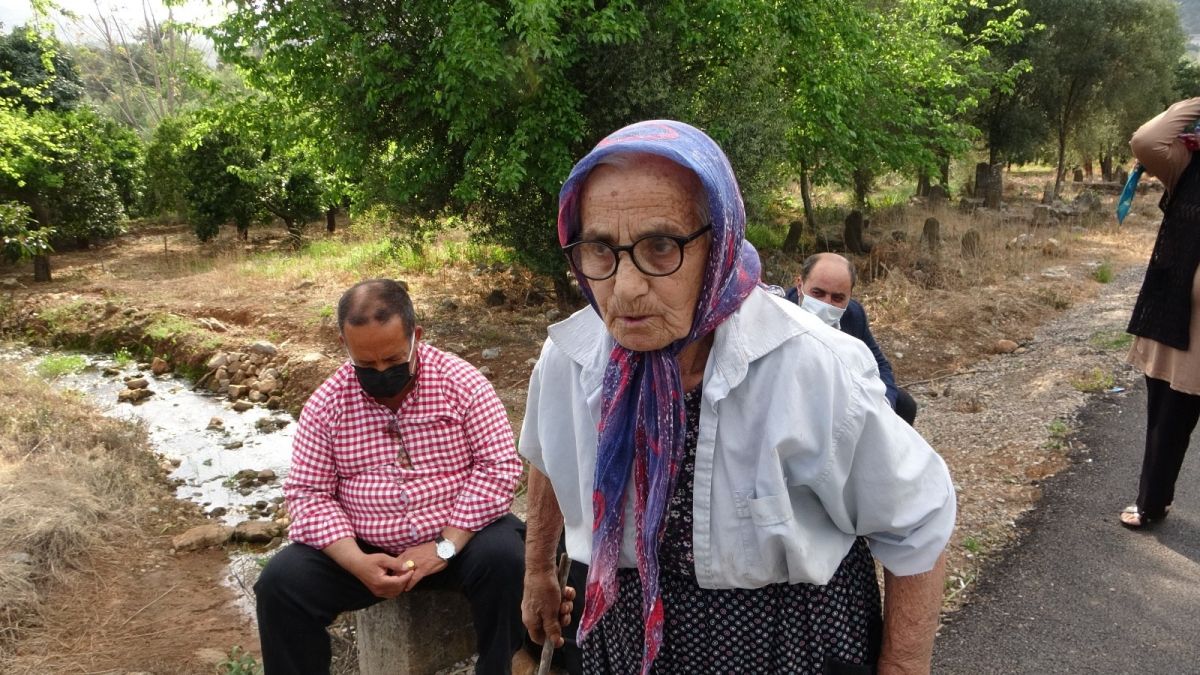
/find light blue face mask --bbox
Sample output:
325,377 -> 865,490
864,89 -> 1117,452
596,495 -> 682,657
800,293 -> 846,329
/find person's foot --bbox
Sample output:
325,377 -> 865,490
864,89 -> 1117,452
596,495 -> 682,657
1119,504 -> 1168,529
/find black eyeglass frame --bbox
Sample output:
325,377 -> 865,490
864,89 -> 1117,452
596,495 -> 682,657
562,223 -> 713,281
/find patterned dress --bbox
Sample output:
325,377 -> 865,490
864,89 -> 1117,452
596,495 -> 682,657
582,387 -> 883,674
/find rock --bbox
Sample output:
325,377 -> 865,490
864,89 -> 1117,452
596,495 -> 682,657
292,280 -> 315,290
440,298 -> 460,311
102,367 -> 120,377
207,417 -> 224,431
485,289 -> 507,307
920,218 -> 940,252
258,469 -> 277,482
927,184 -> 949,205
207,353 -> 229,370
249,390 -> 266,403
1072,190 -> 1102,213
117,388 -> 154,403
172,524 -> 233,551
227,384 -> 249,400
300,352 -> 324,363
545,308 -> 563,322
266,396 -> 283,410
1041,266 -> 1071,279
125,377 -> 150,390
994,339 -> 1020,354
525,358 -> 539,367
249,341 -> 278,356
481,347 -> 501,360
223,440 -> 243,450
1042,238 -> 1066,257
261,368 -> 280,380
444,342 -> 468,355
198,318 -> 230,333
232,400 -> 254,412
478,366 -> 494,379
5,551 -> 34,566
256,378 -> 279,395
256,417 -> 289,433
150,357 -> 170,375
233,520 -> 281,544
208,506 -> 228,518
1032,205 -> 1052,227
1007,233 -> 1035,250
961,230 -> 981,258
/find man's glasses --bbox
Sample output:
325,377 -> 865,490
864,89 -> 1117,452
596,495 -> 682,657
562,223 -> 712,281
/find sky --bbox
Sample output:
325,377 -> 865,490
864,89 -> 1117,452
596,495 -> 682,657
0,0 -> 224,42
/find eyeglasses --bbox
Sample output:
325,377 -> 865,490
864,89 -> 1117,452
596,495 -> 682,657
562,223 -> 712,281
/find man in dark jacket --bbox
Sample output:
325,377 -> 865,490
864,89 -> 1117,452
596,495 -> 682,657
786,252 -> 918,425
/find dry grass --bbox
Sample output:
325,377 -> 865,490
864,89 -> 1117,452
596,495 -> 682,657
0,368 -> 164,659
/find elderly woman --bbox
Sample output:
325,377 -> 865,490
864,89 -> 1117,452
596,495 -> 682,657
520,121 -> 955,674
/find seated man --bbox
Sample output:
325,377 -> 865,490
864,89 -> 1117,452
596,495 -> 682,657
786,252 -> 918,425
255,279 -> 526,675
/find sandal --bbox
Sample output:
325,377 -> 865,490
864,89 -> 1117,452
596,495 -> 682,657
1119,504 -> 1168,530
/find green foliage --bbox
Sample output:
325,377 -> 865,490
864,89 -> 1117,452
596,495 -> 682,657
217,646 -> 263,675
0,199 -> 52,263
1091,261 -> 1114,283
180,127 -> 260,241
1089,330 -> 1134,350
0,25 -> 83,113
142,115 -> 190,218
36,353 -> 87,378
1071,367 -> 1116,392
112,347 -> 134,366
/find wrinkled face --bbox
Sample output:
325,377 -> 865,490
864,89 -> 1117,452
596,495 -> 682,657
798,258 -> 853,309
579,156 -> 711,352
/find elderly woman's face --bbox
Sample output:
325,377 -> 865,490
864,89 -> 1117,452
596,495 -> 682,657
579,156 -> 710,352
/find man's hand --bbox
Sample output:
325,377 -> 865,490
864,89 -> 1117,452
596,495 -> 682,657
394,541 -> 448,592
522,569 -> 576,648
346,552 -> 414,599
323,538 -> 412,598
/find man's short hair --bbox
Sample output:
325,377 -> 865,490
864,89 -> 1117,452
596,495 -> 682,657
337,279 -> 415,336
799,253 -> 857,289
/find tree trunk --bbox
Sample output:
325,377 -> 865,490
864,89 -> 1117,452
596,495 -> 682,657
852,168 -> 872,209
1053,125 -> 1067,199
783,162 -> 816,254
915,173 -> 931,198
326,207 -> 336,234
552,269 -> 582,309
285,218 -> 303,246
33,254 -> 51,282
1100,153 -> 1114,182
939,155 -> 950,188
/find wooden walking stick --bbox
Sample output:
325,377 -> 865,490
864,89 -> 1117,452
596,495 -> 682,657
537,552 -> 573,675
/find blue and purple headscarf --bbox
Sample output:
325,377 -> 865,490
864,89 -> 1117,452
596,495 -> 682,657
557,120 -> 761,673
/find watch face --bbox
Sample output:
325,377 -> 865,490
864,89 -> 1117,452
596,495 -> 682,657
437,539 -> 455,559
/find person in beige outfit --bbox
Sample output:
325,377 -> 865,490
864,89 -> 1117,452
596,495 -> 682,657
1120,97 -> 1200,528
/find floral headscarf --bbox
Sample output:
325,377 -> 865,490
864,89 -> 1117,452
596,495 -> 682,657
557,120 -> 761,674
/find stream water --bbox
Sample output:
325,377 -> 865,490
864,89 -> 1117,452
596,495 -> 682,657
6,347 -> 295,523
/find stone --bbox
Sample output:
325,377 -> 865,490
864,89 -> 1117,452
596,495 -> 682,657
485,289 -> 507,307
207,353 -> 229,370
1041,266 -> 1071,279
249,341 -> 278,356
994,339 -> 1020,354
102,367 -> 120,377
266,396 -> 283,410
227,384 -> 249,400
843,210 -> 868,255
1042,238 -> 1065,257
258,469 -> 277,481
1072,190 -> 1102,213
208,506 -> 228,518
261,368 -> 280,380
256,417 -> 289,433
927,184 -> 949,205
249,390 -> 266,403
232,400 -> 254,412
1072,167 -> 1084,182
256,378 -> 279,395
118,388 -> 154,403
207,417 -> 224,431
1007,233 -> 1035,250
300,352 -> 324,364
292,280 -> 315,290
223,440 -> 243,450
444,343 -> 468,355
481,347 -> 501,360
545,308 -> 563,322
920,218 -> 940,252
890,230 -> 908,242
233,520 -> 280,544
172,524 -> 233,551
125,377 -> 150,390
357,592 -> 477,675
151,357 -> 170,375
440,298 -> 460,311
961,230 -> 981,258
525,358 -> 539,367
478,366 -> 494,379
198,317 -> 230,333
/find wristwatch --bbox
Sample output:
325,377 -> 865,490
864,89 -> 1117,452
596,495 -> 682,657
435,535 -> 457,561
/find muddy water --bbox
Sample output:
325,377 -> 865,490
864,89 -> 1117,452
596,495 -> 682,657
6,347 -> 294,524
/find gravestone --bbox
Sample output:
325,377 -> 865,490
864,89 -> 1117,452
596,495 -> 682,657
1115,166 -> 1130,186
920,217 -> 941,252
844,210 -> 868,255
1032,205 -> 1052,228
357,591 -> 476,675
927,184 -> 949,207
961,230 -> 981,258
974,163 -> 1003,208
1072,168 -> 1084,183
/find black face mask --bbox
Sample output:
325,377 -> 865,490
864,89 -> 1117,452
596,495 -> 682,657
353,362 -> 414,399
351,339 -> 417,399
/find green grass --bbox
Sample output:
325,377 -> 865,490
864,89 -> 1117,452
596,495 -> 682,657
1091,261 -> 1114,284
1044,418 -> 1072,450
146,314 -> 200,341
962,536 -> 982,555
38,300 -> 90,330
35,353 -> 87,379
1071,367 -> 1116,393
241,236 -> 515,281
745,222 -> 787,251
1089,330 -> 1133,351
113,347 -> 134,367
218,646 -> 263,675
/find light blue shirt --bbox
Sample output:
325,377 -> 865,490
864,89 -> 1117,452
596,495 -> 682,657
519,288 -> 956,588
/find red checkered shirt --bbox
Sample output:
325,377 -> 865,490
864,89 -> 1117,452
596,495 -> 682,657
284,343 -> 521,554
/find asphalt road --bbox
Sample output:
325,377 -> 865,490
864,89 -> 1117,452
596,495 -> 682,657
932,378 -> 1200,675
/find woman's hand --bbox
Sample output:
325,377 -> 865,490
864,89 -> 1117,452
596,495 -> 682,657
522,570 -> 576,648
